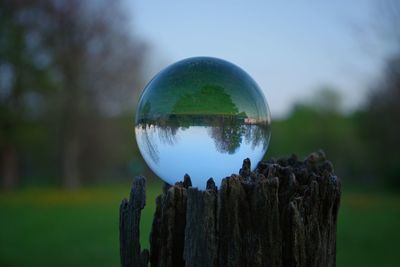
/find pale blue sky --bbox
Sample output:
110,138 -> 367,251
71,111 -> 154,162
128,1 -> 387,118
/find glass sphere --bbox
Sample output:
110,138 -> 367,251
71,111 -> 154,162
135,57 -> 271,189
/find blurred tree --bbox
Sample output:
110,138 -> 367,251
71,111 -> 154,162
0,0 -> 54,190
0,0 -> 147,189
267,88 -> 368,185
359,0 -> 400,188
310,87 -> 342,114
361,56 -> 400,188
42,0 -> 147,188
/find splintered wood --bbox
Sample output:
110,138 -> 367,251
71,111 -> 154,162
120,152 -> 341,267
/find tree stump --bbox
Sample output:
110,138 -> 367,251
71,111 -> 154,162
119,151 -> 341,267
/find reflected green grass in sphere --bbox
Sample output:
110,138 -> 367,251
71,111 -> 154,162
135,57 -> 271,189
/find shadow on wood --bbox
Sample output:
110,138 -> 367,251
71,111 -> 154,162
120,151 -> 341,267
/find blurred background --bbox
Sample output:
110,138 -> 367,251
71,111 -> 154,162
1,0 -> 399,266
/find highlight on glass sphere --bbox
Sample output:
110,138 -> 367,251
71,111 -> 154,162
134,57 -> 271,189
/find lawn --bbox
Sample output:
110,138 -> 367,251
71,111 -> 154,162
0,184 -> 399,267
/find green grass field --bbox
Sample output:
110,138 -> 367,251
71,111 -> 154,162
0,185 -> 399,267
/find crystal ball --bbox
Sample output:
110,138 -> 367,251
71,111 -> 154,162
135,57 -> 271,189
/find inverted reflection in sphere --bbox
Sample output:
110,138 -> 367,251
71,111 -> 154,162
135,57 -> 271,189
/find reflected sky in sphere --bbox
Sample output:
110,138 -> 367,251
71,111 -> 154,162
135,57 -> 271,189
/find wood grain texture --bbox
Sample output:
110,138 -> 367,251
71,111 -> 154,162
120,152 -> 341,267
119,176 -> 148,267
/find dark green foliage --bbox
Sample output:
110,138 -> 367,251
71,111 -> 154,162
0,0 -> 57,190
0,0 -> 147,189
358,56 -> 400,188
172,85 -> 239,115
0,2 -> 399,192
267,104 -> 370,187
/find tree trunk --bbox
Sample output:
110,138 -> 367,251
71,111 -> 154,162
120,151 -> 341,267
62,134 -> 81,189
1,145 -> 19,191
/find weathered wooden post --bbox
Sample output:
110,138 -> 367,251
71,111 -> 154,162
120,151 -> 341,267
119,176 -> 149,267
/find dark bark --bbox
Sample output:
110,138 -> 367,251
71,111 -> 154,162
183,179 -> 218,267
150,181 -> 188,267
1,145 -> 19,191
119,176 -> 149,267
120,151 -> 341,267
